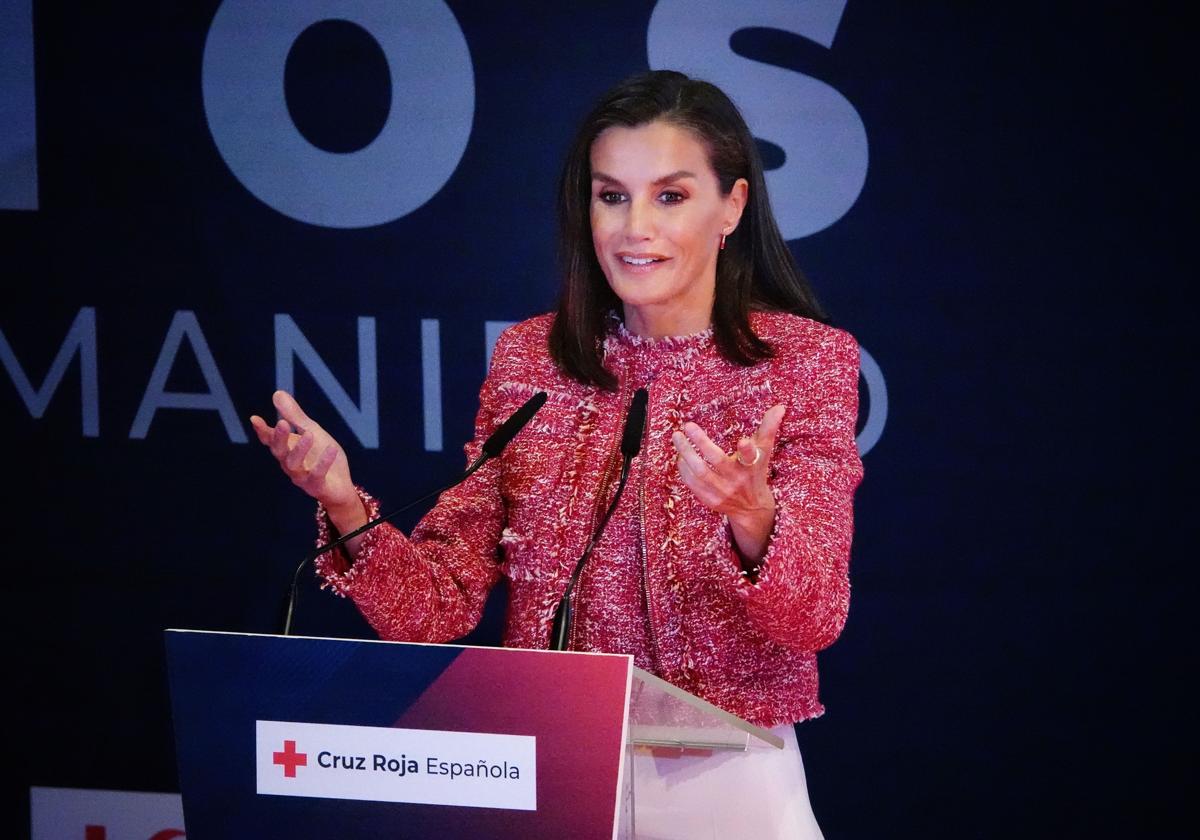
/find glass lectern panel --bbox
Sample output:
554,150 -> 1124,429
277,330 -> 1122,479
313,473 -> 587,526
627,666 -> 783,750
619,668 -> 785,839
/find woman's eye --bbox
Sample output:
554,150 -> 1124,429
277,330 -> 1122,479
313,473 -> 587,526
598,191 -> 626,204
659,191 -> 685,204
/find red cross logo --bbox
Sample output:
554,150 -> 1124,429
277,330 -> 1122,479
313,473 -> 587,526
273,739 -> 308,778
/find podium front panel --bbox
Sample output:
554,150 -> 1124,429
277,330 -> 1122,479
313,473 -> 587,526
166,630 -> 632,840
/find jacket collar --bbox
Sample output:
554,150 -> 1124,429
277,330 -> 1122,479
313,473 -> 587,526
602,314 -> 718,385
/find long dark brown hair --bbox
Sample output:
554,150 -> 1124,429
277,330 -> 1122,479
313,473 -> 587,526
548,69 -> 828,390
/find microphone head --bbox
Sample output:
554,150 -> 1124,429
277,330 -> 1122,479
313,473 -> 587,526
620,388 -> 649,458
481,390 -> 548,458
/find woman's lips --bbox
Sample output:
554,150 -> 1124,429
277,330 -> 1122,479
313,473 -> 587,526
617,254 -> 669,273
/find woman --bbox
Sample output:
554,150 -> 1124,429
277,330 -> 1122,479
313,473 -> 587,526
251,70 -> 862,839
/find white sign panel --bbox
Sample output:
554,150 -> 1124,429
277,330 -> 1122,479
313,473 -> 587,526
256,719 -> 537,811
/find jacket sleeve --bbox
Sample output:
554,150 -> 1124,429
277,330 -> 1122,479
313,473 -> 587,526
312,373 -> 507,644
735,329 -> 864,651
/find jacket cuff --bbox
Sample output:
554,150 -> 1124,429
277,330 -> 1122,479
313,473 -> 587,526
313,487 -> 382,597
731,483 -> 791,594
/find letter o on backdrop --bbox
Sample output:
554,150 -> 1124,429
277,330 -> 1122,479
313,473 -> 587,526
202,0 -> 474,228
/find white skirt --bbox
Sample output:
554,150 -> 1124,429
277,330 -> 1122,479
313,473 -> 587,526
628,724 -> 824,840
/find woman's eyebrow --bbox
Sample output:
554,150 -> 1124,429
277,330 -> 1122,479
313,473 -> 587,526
591,169 -> 698,185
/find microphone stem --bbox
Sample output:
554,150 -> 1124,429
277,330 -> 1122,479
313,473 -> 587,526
280,452 -> 489,636
277,389 -> 547,637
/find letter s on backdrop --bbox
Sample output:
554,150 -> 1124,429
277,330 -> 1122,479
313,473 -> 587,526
647,0 -> 868,239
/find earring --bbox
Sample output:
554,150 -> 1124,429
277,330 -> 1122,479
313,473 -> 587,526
720,233 -> 727,251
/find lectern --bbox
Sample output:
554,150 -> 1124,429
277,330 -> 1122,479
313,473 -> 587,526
165,629 -> 781,839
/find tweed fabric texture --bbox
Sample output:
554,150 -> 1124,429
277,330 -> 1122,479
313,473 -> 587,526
315,311 -> 863,728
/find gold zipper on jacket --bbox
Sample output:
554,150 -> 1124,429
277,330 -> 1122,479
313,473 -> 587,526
566,384 -> 630,651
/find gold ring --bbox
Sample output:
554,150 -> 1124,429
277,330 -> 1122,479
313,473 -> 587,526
735,446 -> 762,467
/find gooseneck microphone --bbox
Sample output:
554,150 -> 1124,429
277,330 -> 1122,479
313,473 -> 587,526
279,390 -> 548,636
549,387 -> 648,651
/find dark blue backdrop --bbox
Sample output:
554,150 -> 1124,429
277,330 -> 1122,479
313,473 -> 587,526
2,1 -> 1187,835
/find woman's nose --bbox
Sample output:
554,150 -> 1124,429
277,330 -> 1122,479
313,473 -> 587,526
624,195 -> 655,240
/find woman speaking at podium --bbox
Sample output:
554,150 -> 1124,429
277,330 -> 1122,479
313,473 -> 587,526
251,70 -> 862,839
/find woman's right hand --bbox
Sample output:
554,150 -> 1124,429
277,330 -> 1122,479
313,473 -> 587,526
250,390 -> 367,533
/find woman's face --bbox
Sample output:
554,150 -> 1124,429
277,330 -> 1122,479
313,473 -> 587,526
589,120 -> 747,336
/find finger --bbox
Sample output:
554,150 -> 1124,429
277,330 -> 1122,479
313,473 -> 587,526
675,451 -> 725,509
682,421 -> 727,467
249,415 -> 273,446
270,419 -> 295,459
285,429 -> 315,471
754,403 -> 787,452
672,430 -> 712,475
674,450 -> 708,491
736,436 -> 761,467
272,390 -> 312,433
301,444 -> 339,493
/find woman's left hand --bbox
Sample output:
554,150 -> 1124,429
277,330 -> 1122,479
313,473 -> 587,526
671,403 -> 787,567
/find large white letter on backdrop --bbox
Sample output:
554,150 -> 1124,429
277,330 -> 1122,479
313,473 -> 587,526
202,0 -> 474,228
130,311 -> 247,442
0,308 -> 98,436
648,0 -> 868,239
274,314 -> 379,449
0,0 -> 38,210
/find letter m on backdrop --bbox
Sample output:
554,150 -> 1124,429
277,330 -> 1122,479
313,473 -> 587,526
0,307 -> 98,436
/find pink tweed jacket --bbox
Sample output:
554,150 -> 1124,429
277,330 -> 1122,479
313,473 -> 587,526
316,311 -> 863,728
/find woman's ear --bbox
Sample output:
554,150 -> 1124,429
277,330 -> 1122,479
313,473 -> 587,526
725,177 -> 750,233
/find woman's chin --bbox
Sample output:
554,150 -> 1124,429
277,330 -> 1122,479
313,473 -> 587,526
611,289 -> 667,312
